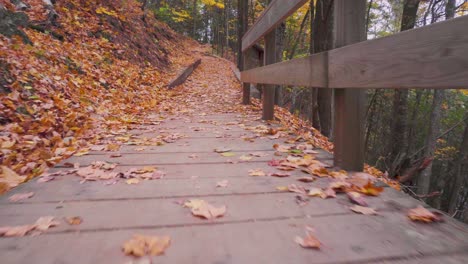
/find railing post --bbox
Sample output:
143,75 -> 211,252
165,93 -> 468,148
333,0 -> 366,171
262,29 -> 276,120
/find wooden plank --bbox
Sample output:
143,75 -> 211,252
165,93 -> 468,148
240,52 -> 328,87
167,58 -> 201,89
333,0 -> 366,171
262,26 -> 276,120
241,0 -> 308,52
329,15 -> 468,89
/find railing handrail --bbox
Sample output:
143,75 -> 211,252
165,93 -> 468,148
242,14 -> 468,89
240,0 -> 467,171
241,0 -> 307,52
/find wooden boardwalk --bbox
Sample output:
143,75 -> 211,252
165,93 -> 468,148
1,55 -> 467,263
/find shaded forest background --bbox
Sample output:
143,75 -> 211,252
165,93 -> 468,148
145,0 -> 468,222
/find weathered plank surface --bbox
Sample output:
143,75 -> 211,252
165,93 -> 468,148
241,0 -> 308,52
329,15 -> 468,89
167,58 -> 201,89
241,52 -> 328,87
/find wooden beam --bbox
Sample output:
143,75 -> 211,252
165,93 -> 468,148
262,29 -> 276,120
241,0 -> 307,52
240,52 -> 328,87
329,15 -> 468,89
333,0 -> 366,171
167,59 -> 201,89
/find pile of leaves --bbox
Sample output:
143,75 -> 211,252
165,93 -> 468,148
0,0 -> 197,193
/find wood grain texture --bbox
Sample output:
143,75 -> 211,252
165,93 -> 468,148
167,58 -> 201,89
329,15 -> 468,89
240,52 -> 328,87
241,0 -> 308,52
332,0 -> 366,172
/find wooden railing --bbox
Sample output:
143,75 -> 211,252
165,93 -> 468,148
240,0 -> 468,171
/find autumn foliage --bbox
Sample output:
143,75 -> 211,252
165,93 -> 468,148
0,0 -> 196,193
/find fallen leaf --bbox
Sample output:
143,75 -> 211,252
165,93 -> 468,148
239,155 -> 252,161
328,181 -> 351,193
185,199 -> 226,219
123,235 -> 171,257
126,178 -> 140,185
74,149 -> 90,156
356,180 -> 384,196
214,147 -> 231,153
216,180 -> 229,188
346,191 -> 368,206
407,206 -> 442,223
297,176 -> 315,183
269,172 -> 291,177
295,233 -> 321,249
37,175 -> 55,183
288,184 -> 307,195
66,216 -> 83,225
268,159 -> 281,166
307,188 -> 324,197
320,188 -> 336,199
110,153 -> 122,158
250,152 -> 269,157
0,225 -> 36,237
276,186 -> 289,191
8,192 -> 34,202
106,143 -> 121,151
221,152 -> 235,157
34,216 -> 60,231
350,205 -> 378,215
0,166 -> 26,192
249,169 -> 266,177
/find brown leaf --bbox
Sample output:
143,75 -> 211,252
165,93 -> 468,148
8,192 -> 34,202
123,235 -> 171,257
355,180 -> 384,196
297,176 -> 315,183
249,169 -> 266,177
66,216 -> 83,225
350,205 -> 378,215
126,178 -> 140,185
346,191 -> 368,206
34,216 -> 60,231
407,206 -> 442,223
214,147 -> 231,153
186,199 -> 226,219
288,184 -> 307,195
0,225 -> 36,237
269,172 -> 291,177
320,188 -> 336,199
307,188 -> 323,197
295,233 -> 321,249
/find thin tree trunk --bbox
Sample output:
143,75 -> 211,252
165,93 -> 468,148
365,0 -> 374,34
388,0 -> 420,175
313,0 -> 334,137
417,90 -> 444,196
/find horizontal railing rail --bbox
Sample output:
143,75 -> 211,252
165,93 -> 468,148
240,0 -> 467,171
242,15 -> 468,89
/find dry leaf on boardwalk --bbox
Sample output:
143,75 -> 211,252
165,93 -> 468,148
328,181 -> 351,193
320,188 -> 336,199
407,206 -> 442,223
221,152 -> 235,157
239,155 -> 252,161
288,184 -> 307,195
249,169 -> 266,177
184,199 -> 226,219
346,191 -> 368,206
216,180 -> 229,188
297,176 -> 315,183
269,172 -> 291,177
123,235 -> 171,257
355,180 -> 384,196
66,216 -> 83,225
350,205 -> 378,215
0,216 -> 60,237
0,166 -> 26,194
8,192 -> 34,202
295,232 -> 321,249
307,188 -> 324,197
214,147 -> 231,153
126,178 -> 140,185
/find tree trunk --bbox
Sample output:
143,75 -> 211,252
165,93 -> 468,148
417,90 -> 444,196
388,0 -> 420,175
312,0 -> 334,137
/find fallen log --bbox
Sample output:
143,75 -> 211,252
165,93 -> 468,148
167,58 -> 201,89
